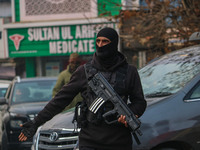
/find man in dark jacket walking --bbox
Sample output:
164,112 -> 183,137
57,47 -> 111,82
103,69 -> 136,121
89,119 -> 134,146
19,27 -> 147,150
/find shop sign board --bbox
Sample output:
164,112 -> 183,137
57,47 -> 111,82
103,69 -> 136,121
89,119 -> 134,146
6,22 -> 115,57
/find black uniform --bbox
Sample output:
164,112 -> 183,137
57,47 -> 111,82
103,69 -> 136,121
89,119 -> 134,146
34,52 -> 146,150
21,27 -> 147,150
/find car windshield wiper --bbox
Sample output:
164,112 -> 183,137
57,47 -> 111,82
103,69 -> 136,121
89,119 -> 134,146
145,92 -> 172,98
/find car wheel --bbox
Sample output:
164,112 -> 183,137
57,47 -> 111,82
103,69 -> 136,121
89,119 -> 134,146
1,130 -> 8,150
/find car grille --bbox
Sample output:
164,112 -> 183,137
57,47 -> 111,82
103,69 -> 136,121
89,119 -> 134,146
36,129 -> 79,150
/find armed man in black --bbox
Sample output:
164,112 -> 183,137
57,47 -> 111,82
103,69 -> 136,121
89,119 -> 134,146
19,27 -> 147,150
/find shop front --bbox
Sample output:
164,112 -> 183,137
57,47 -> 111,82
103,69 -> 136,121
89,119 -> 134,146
3,19 -> 116,77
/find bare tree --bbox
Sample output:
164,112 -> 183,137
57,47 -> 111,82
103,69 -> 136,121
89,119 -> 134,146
119,0 -> 200,52
100,0 -> 200,63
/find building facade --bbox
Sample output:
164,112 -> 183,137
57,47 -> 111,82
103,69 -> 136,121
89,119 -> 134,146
2,0 -> 130,77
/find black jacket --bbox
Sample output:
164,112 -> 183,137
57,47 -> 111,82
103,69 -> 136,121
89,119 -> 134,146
34,52 -> 146,150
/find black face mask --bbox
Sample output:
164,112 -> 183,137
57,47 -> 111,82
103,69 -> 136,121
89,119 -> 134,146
96,37 -> 118,59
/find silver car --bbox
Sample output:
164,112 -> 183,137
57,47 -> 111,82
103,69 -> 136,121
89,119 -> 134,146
0,80 -> 11,97
32,107 -> 79,150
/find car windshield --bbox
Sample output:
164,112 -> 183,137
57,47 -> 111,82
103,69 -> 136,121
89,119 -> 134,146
139,45 -> 200,98
12,80 -> 56,104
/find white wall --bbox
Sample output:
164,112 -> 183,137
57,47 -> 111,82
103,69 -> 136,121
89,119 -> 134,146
0,1 -> 11,58
0,18 -> 8,58
0,2 -> 11,17
122,0 -> 140,10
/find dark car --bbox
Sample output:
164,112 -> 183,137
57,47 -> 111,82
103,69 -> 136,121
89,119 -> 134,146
33,44 -> 200,150
133,44 -> 200,150
0,76 -> 57,150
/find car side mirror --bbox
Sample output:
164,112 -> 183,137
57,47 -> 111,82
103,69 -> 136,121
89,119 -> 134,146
0,97 -> 7,105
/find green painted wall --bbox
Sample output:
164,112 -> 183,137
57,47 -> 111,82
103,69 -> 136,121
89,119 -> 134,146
15,0 -> 20,22
98,0 -> 122,16
25,57 -> 35,77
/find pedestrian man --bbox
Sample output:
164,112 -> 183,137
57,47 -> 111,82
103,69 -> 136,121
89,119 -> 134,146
52,53 -> 82,110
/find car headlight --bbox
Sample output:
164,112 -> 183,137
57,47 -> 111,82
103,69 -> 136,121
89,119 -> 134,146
10,112 -> 25,128
10,120 -> 23,128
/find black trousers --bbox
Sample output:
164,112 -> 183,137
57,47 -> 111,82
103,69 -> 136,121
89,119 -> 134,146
79,147 -> 96,150
79,146 -> 111,150
79,146 -> 132,150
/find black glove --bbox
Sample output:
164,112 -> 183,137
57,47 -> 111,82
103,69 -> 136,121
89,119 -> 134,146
21,120 -> 38,139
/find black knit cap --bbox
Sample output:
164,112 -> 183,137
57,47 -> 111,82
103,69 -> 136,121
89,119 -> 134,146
97,27 -> 118,42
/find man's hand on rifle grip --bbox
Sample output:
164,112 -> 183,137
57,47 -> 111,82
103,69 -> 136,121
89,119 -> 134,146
118,115 -> 128,127
118,114 -> 139,127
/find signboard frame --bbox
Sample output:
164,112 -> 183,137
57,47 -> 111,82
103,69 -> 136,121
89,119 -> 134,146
3,18 -> 117,58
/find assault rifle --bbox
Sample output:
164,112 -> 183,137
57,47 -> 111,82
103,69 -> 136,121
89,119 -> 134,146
88,72 -> 142,145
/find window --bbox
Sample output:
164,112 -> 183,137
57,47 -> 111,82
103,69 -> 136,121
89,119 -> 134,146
11,80 -> 56,104
190,85 -> 200,99
188,82 -> 200,99
19,0 -> 97,21
184,81 -> 200,102
139,49 -> 200,98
